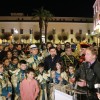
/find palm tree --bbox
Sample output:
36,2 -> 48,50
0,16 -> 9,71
33,7 -> 45,45
44,10 -> 53,43
33,7 -> 53,44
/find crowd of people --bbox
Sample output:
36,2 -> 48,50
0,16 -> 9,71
0,42 -> 100,100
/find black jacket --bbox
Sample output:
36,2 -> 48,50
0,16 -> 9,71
44,55 -> 61,71
75,60 -> 100,92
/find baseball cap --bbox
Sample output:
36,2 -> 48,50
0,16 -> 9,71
30,44 -> 38,49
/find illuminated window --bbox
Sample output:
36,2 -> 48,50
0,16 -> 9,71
20,29 -> 23,34
87,30 -> 90,34
71,38 -> 73,42
70,29 -> 73,34
79,29 -> 82,34
1,29 -> 4,33
11,29 -> 14,34
29,29 -> 33,34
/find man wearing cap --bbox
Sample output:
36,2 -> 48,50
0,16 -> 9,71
27,44 -> 43,70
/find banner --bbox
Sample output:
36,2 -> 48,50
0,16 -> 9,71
55,89 -> 73,100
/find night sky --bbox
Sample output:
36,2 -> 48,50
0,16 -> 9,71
0,0 -> 95,17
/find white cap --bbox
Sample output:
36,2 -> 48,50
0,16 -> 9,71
30,44 -> 38,49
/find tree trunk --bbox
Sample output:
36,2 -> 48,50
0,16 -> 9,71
39,19 -> 43,45
45,22 -> 48,43
40,27 -> 42,44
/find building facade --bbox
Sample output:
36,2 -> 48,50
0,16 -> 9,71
0,14 -> 93,44
93,0 -> 100,46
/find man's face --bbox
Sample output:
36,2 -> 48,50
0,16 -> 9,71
57,44 -> 61,49
85,49 -> 95,62
80,48 -> 86,56
49,49 -> 57,57
30,48 -> 38,55
47,44 -> 52,49
65,48 -> 72,55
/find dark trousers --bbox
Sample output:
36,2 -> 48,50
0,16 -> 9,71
77,94 -> 88,100
77,93 -> 99,100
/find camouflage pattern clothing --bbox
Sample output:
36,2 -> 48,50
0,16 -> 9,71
36,71 -> 50,100
0,72 -> 12,100
42,49 -> 50,58
8,63 -> 20,76
27,55 -> 43,70
11,69 -> 26,100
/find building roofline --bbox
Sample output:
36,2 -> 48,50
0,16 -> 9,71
0,16 -> 93,23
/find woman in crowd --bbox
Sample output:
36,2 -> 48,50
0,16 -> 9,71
50,60 -> 68,100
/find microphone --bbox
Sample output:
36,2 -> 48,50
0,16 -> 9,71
95,84 -> 100,100
94,84 -> 100,93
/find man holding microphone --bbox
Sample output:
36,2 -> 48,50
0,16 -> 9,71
71,47 -> 100,100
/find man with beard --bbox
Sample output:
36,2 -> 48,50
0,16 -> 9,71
44,46 -> 61,71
